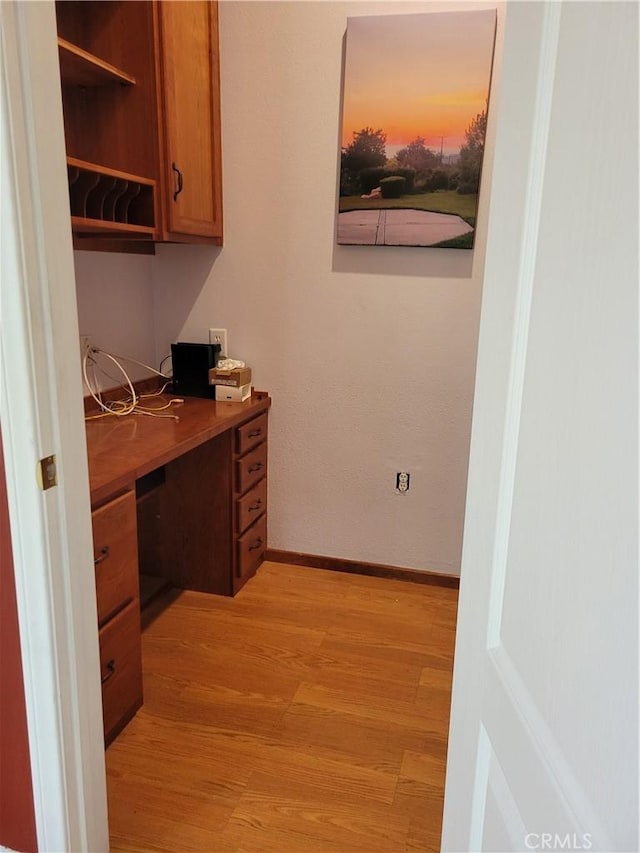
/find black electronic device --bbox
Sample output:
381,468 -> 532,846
171,342 -> 221,399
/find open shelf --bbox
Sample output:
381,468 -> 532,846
70,218 -> 156,237
58,38 -> 136,87
67,157 -> 155,237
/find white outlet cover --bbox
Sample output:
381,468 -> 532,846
209,328 -> 228,355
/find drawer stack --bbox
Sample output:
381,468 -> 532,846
233,411 -> 268,593
91,489 -> 143,744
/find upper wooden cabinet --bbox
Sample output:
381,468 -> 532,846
157,2 -> 223,241
55,0 -> 223,250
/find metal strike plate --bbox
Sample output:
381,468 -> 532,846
38,455 -> 57,491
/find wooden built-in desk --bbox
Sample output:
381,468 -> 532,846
85,391 -> 270,743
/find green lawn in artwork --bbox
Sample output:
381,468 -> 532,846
339,189 -> 478,222
338,189 -> 478,248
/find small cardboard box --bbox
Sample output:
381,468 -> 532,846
208,366 -> 252,387
215,383 -> 252,402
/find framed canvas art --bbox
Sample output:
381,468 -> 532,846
337,9 -> 497,248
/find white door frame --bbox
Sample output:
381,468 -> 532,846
0,2 -> 108,850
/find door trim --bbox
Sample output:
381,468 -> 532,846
0,3 -> 108,850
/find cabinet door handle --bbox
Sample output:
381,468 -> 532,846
94,546 -> 110,566
171,162 -> 183,201
248,499 -> 263,512
248,462 -> 263,473
101,659 -> 116,684
249,537 -> 264,552
248,428 -> 262,438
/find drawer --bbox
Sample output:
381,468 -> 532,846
236,477 -> 267,535
236,413 -> 268,456
91,490 -> 139,627
237,514 -> 267,580
235,441 -> 267,495
98,599 -> 143,744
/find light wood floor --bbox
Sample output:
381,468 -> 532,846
106,561 -> 458,852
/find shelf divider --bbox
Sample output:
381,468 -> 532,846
66,157 -> 156,237
58,37 -> 137,87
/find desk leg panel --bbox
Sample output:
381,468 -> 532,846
150,431 -> 233,595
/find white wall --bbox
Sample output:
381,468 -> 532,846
74,252 -> 156,385
76,0 -> 504,575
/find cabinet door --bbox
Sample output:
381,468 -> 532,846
158,0 -> 223,241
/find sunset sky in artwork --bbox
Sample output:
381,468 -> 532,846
341,10 -> 496,157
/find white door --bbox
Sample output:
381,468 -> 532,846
1,2 -> 108,849
443,3 -> 638,852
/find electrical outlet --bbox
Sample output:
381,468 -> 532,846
395,471 -> 410,494
209,328 -> 228,357
80,335 -> 92,359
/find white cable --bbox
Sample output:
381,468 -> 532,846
133,409 -> 180,421
89,354 -> 133,395
96,349 -> 170,379
138,381 -> 173,399
83,349 -> 137,416
82,349 -> 101,408
100,351 -> 138,412
83,349 -> 186,422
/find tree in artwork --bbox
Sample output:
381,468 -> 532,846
395,137 -> 439,177
457,110 -> 487,194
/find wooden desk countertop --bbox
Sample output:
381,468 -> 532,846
86,391 -> 271,507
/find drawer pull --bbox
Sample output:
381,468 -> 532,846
101,659 -> 116,684
249,537 -> 264,552
248,462 -> 263,473
171,161 -> 183,201
247,428 -> 262,438
94,546 -> 110,566
248,499 -> 263,512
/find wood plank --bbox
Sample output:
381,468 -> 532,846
58,38 -> 136,87
278,701 -> 429,774
106,561 -> 457,851
222,779 -> 411,852
67,156 -> 155,185
70,216 -> 155,236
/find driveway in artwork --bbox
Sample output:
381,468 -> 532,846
337,209 -> 474,247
